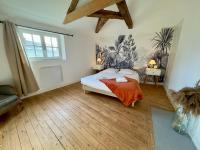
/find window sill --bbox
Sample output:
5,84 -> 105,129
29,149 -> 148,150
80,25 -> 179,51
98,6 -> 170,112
29,58 -> 66,62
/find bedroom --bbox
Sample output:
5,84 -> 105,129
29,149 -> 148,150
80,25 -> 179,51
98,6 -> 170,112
0,0 -> 200,150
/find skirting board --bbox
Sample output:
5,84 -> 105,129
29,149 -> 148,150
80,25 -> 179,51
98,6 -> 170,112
21,80 -> 79,100
144,81 -> 164,85
164,86 -> 178,110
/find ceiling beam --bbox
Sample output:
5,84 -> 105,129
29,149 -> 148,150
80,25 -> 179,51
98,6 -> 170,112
63,0 -> 123,24
67,0 -> 79,14
95,17 -> 109,33
88,10 -> 123,19
117,0 -> 133,29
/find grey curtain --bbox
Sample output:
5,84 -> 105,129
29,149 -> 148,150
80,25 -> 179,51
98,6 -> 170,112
3,21 -> 39,96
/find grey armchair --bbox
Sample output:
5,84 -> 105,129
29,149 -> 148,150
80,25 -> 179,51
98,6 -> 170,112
0,85 -> 19,116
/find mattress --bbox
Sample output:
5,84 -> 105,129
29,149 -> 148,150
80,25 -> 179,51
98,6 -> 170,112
81,71 -> 139,92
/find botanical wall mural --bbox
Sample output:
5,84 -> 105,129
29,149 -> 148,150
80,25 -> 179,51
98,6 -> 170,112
96,28 -> 174,82
96,35 -> 138,69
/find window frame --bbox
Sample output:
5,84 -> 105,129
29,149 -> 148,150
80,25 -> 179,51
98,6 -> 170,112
18,27 -> 63,60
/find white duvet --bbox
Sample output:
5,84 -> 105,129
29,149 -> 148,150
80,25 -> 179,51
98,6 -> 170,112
81,70 -> 139,92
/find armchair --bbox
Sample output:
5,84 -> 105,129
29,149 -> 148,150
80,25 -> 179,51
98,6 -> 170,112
0,85 -> 19,116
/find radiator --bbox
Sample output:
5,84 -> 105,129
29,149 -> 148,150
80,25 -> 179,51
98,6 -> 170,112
39,65 -> 63,89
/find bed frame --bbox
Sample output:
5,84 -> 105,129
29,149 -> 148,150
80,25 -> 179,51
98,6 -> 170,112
82,84 -> 135,107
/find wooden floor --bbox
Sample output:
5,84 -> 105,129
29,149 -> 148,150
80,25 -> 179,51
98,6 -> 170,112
0,83 -> 174,150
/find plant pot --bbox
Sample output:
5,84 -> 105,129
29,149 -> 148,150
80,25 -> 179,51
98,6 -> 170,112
171,107 -> 189,135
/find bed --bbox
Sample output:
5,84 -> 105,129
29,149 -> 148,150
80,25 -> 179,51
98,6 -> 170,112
81,68 -> 142,107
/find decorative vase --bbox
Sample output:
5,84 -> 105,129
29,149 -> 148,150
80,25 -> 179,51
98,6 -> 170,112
172,107 -> 189,135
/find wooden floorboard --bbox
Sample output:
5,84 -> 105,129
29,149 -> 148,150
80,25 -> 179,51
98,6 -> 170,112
0,83 -> 173,150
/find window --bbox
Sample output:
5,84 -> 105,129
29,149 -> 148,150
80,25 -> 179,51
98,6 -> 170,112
18,27 -> 65,60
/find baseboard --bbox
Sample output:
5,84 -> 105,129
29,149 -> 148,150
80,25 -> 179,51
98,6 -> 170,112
20,80 -> 80,100
163,86 -> 178,110
141,81 -> 164,85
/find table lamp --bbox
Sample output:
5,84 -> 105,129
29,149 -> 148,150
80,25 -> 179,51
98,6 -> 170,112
97,58 -> 102,65
149,59 -> 156,68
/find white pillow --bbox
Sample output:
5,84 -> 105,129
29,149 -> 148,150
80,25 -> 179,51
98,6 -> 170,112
119,69 -> 137,75
101,68 -> 118,73
116,77 -> 128,83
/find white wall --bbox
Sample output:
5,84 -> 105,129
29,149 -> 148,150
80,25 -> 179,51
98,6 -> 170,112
29,34 -> 95,93
165,0 -> 200,91
0,20 -> 96,94
164,20 -> 183,89
164,1 -> 200,149
0,24 -> 13,84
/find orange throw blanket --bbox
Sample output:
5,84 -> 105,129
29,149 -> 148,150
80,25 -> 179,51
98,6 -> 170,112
100,77 -> 143,106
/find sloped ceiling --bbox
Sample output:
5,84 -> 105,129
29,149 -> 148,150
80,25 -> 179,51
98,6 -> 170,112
0,0 -> 184,35
0,0 -> 133,33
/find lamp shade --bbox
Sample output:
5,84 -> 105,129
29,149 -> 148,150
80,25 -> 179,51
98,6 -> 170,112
97,58 -> 102,64
149,59 -> 156,65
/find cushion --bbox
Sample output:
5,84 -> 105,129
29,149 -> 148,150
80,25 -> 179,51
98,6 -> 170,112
116,77 -> 128,83
119,69 -> 137,75
0,85 -> 16,95
0,95 -> 18,108
101,68 -> 119,74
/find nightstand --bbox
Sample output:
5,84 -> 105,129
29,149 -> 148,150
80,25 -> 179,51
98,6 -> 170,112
92,65 -> 104,73
144,68 -> 161,85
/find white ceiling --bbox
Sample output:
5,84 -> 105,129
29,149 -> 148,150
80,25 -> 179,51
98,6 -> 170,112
0,0 -> 184,36
0,0 -> 136,33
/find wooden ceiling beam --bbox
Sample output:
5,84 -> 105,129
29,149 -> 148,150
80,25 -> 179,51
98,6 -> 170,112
67,0 -> 79,14
95,17 -> 109,33
64,0 -> 133,33
117,0 -> 133,29
63,0 -> 123,24
88,10 -> 123,19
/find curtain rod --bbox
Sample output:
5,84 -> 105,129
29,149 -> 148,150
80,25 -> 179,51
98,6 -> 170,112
0,20 -> 73,37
